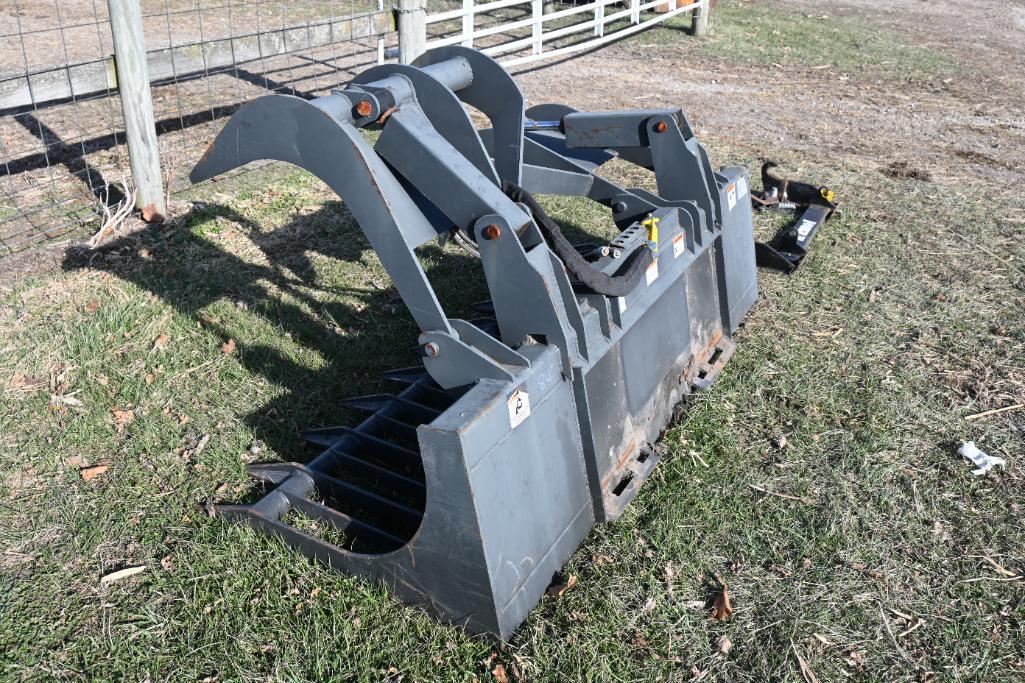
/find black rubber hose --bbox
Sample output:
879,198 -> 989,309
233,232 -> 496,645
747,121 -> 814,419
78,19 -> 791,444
502,181 -> 652,298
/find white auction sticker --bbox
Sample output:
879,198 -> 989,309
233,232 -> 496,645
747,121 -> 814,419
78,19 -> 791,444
618,297 -> 628,314
796,218 -> 817,242
508,389 -> 530,429
645,259 -> 659,285
726,183 -> 737,210
737,175 -> 748,198
672,233 -> 685,258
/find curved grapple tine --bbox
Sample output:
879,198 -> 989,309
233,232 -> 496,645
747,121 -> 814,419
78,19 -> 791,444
190,93 -> 451,334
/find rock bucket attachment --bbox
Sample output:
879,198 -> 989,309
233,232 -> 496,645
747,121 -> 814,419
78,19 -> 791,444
192,47 -> 758,638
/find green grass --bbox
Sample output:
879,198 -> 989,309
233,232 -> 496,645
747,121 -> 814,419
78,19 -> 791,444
2,9 -> 1024,683
647,0 -> 957,79
3,156 -> 1023,681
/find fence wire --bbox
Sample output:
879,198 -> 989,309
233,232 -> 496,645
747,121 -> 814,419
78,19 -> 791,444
0,0 -> 396,255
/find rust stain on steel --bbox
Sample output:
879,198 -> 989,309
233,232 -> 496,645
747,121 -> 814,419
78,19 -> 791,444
601,436 -> 640,491
355,99 -> 373,117
377,106 -> 399,125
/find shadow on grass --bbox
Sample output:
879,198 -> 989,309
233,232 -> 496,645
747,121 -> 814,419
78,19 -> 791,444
60,200 -> 486,471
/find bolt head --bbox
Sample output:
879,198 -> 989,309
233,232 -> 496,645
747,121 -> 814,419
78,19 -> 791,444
654,121 -> 668,133
423,342 -> 441,357
483,224 -> 502,240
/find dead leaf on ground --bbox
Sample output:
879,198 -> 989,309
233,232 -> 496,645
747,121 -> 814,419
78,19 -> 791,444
491,664 -> 509,683
50,392 -> 84,409
152,334 -> 170,351
547,573 -> 578,598
80,464 -> 109,481
85,299 -> 101,313
716,635 -> 733,655
144,373 -> 155,385
199,313 -> 220,327
100,565 -> 146,585
221,338 -> 236,355
8,373 -> 46,392
711,585 -> 733,621
112,408 -> 135,432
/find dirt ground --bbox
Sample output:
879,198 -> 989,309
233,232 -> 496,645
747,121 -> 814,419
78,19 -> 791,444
513,0 -> 1025,186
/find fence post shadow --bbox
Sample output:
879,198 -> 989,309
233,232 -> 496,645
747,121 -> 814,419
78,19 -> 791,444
60,199 -> 486,465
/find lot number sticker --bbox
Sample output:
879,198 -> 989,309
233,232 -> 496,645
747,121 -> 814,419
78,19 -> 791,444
508,389 -> 530,429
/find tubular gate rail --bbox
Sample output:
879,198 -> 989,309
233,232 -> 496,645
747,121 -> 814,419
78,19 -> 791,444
426,0 -> 705,66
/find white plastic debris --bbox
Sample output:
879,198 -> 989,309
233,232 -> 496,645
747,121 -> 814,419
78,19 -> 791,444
958,441 -> 1005,476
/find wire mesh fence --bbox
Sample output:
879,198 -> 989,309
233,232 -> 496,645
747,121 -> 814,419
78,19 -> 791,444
0,0 -> 396,254
0,0 -> 700,256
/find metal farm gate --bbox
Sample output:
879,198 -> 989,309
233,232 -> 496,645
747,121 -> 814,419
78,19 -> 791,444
425,0 -> 706,67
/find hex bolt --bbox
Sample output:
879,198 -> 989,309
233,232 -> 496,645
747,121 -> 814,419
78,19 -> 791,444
600,246 -> 610,257
654,120 -> 668,133
355,100 -> 373,117
423,342 -> 441,357
612,248 -> 622,259
483,224 -> 502,240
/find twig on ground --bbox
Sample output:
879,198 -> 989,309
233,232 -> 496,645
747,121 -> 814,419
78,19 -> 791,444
978,555 -> 1019,578
879,605 -> 919,670
749,484 -> 816,505
965,403 -> 1024,421
87,177 -> 137,248
790,640 -> 819,683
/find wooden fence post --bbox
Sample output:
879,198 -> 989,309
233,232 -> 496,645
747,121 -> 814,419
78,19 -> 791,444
692,0 -> 710,36
107,0 -> 166,222
397,0 -> 427,64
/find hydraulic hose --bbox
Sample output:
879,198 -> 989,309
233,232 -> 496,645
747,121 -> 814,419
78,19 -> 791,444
502,181 -> 652,298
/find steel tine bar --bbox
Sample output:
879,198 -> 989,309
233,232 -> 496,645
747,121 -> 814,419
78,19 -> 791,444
331,427 -> 422,463
225,506 -> 366,570
380,366 -> 430,385
252,462 -> 423,526
281,490 -> 410,548
324,447 -> 426,498
342,394 -> 441,422
367,412 -> 420,441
